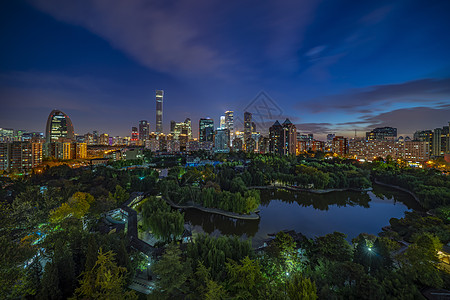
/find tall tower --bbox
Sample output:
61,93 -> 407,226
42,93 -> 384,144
225,111 -> 234,142
156,90 -> 164,134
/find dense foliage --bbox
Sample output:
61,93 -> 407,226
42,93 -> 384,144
1,152 -> 449,299
141,196 -> 185,243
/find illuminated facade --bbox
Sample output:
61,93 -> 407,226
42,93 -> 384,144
332,136 -> 348,156
156,90 -> 164,134
199,118 -> 214,142
0,142 -> 42,171
214,128 -> 229,153
45,110 -> 75,143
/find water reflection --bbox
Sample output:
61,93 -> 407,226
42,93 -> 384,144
183,184 -> 417,245
186,209 -> 260,238
260,189 -> 372,211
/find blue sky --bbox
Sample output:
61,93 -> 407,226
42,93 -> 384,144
1,0 -> 449,139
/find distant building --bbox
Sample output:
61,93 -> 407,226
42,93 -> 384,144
99,133 -> 109,145
219,116 -> 226,129
131,127 -> 138,144
431,123 -> 450,157
0,142 -> 42,171
0,128 -> 14,142
139,120 -> 150,141
310,140 -> 324,152
156,90 -> 164,134
244,112 -> 252,148
225,111 -> 234,141
199,118 -> 214,142
232,137 -> 243,152
46,142 -> 87,160
45,110 -> 75,144
214,128 -> 229,153
258,136 -> 269,154
269,119 -> 296,155
296,141 -> 307,154
402,141 -> 430,162
332,136 -> 348,156
366,127 -> 397,141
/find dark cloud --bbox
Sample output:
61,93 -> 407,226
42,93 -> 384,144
301,78 -> 450,113
296,122 -> 333,133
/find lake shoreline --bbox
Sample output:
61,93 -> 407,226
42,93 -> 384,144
249,185 -> 372,194
163,196 -> 260,220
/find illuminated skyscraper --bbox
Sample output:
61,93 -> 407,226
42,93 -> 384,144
220,116 -> 226,129
244,112 -> 252,150
45,110 -> 75,143
199,118 -> 214,142
156,90 -> 164,134
225,111 -> 234,135
139,120 -> 150,141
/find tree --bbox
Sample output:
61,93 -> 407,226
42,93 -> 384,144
225,257 -> 265,298
151,243 -> 191,297
401,232 -> 443,287
39,262 -> 62,300
49,192 -> 94,223
286,273 -> 318,300
310,232 -> 352,263
72,248 -> 137,300
110,185 -> 129,205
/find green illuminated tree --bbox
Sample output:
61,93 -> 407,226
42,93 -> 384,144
286,273 -> 318,300
72,248 -> 137,300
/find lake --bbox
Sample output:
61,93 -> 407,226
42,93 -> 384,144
183,184 -> 422,247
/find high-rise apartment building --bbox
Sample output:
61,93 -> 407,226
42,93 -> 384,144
139,120 -> 150,141
332,136 -> 348,156
0,142 -> 42,171
45,110 -> 75,143
269,119 -> 296,155
156,90 -> 164,134
199,118 -> 214,142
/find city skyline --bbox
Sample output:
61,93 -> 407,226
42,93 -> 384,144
1,1 -> 450,139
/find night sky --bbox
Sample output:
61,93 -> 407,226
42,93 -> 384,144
1,0 -> 449,139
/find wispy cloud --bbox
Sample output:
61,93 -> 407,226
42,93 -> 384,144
301,78 -> 450,113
